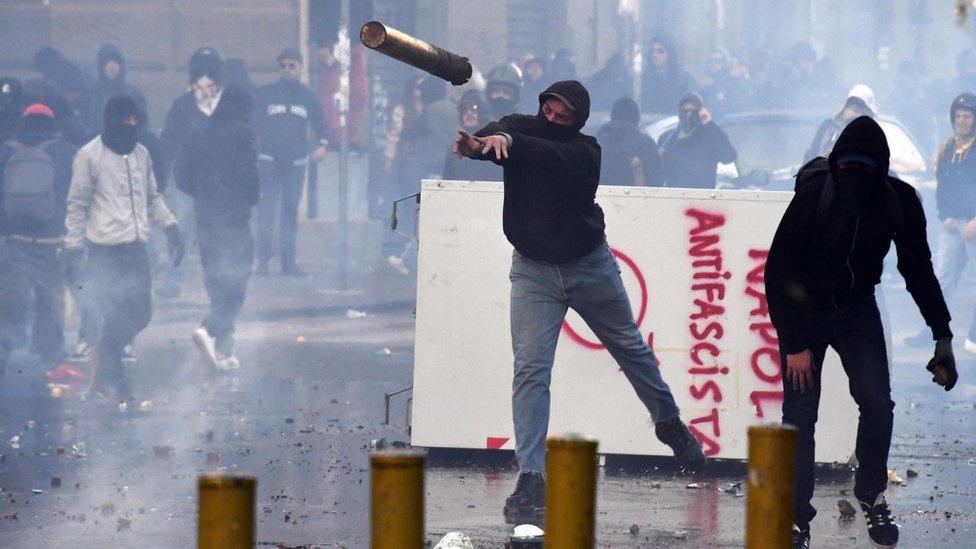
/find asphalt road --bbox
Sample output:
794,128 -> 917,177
0,252 -> 973,548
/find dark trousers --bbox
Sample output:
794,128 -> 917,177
87,242 -> 152,397
256,159 -> 305,270
0,239 -> 65,369
198,219 -> 253,355
66,247 -> 101,346
781,299 -> 893,528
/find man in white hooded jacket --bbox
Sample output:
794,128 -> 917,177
65,96 -> 184,401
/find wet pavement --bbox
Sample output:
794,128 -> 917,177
0,250 -> 974,547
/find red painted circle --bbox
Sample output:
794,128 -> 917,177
562,247 -> 648,350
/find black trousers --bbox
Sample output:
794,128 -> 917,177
256,159 -> 304,269
197,219 -> 253,355
781,298 -> 894,528
87,241 -> 152,397
0,238 -> 65,369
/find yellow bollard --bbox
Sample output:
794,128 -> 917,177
197,474 -> 255,549
746,424 -> 797,549
371,449 -> 425,549
545,434 -> 598,549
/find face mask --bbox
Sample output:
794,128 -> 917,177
679,108 -> 701,133
836,169 -> 882,212
533,110 -> 578,142
102,97 -> 139,155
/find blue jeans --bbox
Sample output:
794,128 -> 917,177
509,242 -> 681,473
781,298 -> 893,528
934,228 -> 976,339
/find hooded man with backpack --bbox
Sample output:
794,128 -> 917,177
765,116 -> 958,549
453,80 -> 705,525
65,96 -> 184,402
0,103 -> 75,376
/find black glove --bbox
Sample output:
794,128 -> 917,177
164,224 -> 185,267
927,337 -> 958,391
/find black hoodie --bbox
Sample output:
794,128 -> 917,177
175,86 -> 259,223
91,44 -> 145,134
765,117 -> 951,353
473,80 -> 604,263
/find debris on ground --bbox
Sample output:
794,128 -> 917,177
629,524 -> 640,535
433,532 -> 475,548
346,309 -> 368,319
152,445 -> 174,457
837,499 -> 857,519
887,469 -> 904,485
295,335 -> 308,344
372,347 -> 392,357
101,503 -> 116,516
138,400 -> 154,412
31,489 -> 43,494
906,469 -> 919,478
8,436 -> 20,449
205,452 -> 219,465
116,517 -> 131,532
369,438 -> 390,451
50,476 -> 61,488
686,482 -> 711,489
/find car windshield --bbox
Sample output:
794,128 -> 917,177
720,117 -> 821,180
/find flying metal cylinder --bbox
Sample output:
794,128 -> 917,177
360,20 -> 472,85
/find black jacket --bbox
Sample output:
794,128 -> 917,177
597,119 -> 663,186
659,121 -> 737,188
255,79 -> 328,163
174,90 -> 259,223
162,91 -> 211,179
0,128 -> 75,237
934,136 -> 976,221
766,117 -> 951,353
473,80 -> 605,264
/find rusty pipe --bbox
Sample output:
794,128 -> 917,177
360,21 -> 472,85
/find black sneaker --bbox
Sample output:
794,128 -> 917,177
655,416 -> 707,471
503,471 -> 545,525
791,524 -> 810,549
859,495 -> 898,547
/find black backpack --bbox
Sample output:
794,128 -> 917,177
2,139 -> 59,230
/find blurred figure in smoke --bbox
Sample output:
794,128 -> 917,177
658,93 -> 737,188
90,44 -> 145,134
176,87 -> 259,370
596,97 -> 663,186
699,47 -> 751,117
587,54 -> 634,112
519,56 -> 547,114
317,37 -> 368,149
0,77 -> 25,144
65,96 -> 184,401
385,77 -> 456,276
221,58 -> 257,103
160,47 -> 224,298
254,48 -> 328,277
766,117 -> 957,549
906,93 -> 976,352
453,80 -> 705,524
383,78 -> 423,176
758,41 -> 840,112
485,62 -> 523,119
549,48 -> 577,82
0,103 -> 75,377
805,85 -> 877,162
640,35 -> 697,115
442,90 -> 499,182
31,47 -> 93,140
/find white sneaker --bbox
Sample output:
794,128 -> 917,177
214,353 -> 240,370
964,338 -> 976,355
122,344 -> 137,363
192,328 -> 218,368
387,255 -> 410,276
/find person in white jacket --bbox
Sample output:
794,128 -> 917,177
64,96 -> 184,401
